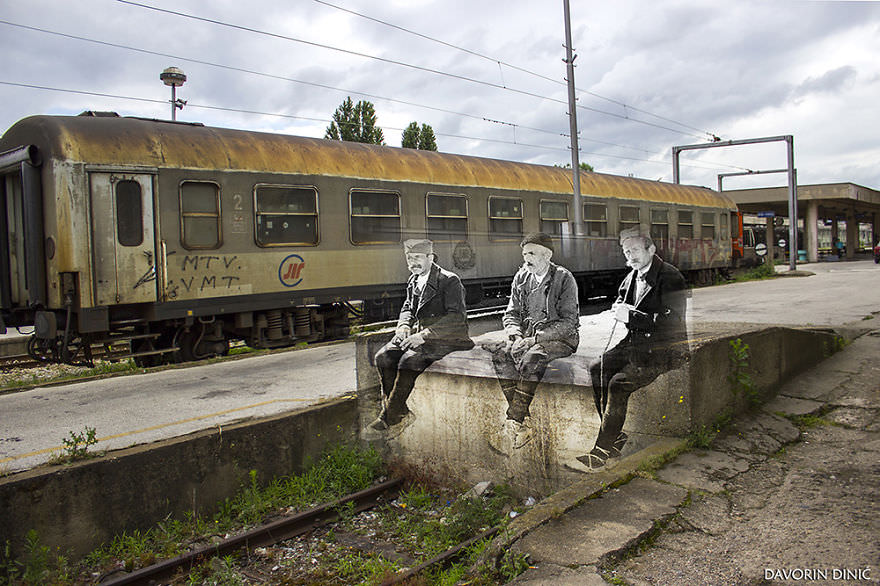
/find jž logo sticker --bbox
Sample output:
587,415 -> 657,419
279,254 -> 305,287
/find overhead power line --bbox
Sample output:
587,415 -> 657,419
113,0 -> 710,141
312,0 -> 722,141
0,80 -> 747,174
0,18 -> 658,157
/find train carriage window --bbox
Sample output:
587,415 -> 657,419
583,203 -> 608,237
350,189 -> 401,244
488,196 -> 523,238
678,210 -> 693,239
426,193 -> 468,240
255,185 -> 318,246
619,205 -> 640,234
650,208 -> 669,242
180,181 -> 221,249
116,179 -> 143,247
701,212 -> 716,239
540,200 -> 569,236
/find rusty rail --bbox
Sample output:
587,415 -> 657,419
103,477 -> 404,586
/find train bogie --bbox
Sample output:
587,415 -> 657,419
0,113 -> 737,365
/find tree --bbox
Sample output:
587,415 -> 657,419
401,122 -> 438,151
418,124 -> 437,151
325,97 -> 385,145
557,161 -> 595,172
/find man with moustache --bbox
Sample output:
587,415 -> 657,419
575,226 -> 688,471
486,232 -> 580,451
369,239 -> 473,434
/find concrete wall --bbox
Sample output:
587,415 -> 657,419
0,396 -> 358,560
356,319 -> 841,496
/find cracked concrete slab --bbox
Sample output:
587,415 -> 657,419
671,493 -> 733,536
510,478 -> 687,568
765,394 -> 824,416
710,412 -> 800,461
508,563 -> 607,585
655,449 -> 751,492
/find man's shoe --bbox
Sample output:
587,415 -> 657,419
574,446 -> 613,471
367,417 -> 389,431
612,432 -> 628,455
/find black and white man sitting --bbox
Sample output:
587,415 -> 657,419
576,226 -> 689,471
369,239 -> 473,435
485,232 -> 580,452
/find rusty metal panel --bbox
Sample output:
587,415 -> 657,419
89,172 -> 157,305
6,115 -> 736,211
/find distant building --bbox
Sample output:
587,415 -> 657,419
723,182 -> 880,262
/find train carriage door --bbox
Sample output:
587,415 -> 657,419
89,172 -> 157,305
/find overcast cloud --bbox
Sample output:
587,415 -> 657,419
1,0 -> 879,190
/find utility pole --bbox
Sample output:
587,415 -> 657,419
563,0 -> 583,236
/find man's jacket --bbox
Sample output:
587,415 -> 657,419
617,254 -> 688,358
503,262 -> 580,350
398,263 -> 474,351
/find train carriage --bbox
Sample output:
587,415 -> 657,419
0,112 -> 737,365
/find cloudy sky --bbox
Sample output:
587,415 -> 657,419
1,0 -> 878,190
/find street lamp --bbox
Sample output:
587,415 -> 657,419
159,66 -> 187,121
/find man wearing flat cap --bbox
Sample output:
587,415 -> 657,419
486,232 -> 579,451
575,226 -> 688,471
370,239 -> 473,434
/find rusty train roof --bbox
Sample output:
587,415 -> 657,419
1,114 -> 735,209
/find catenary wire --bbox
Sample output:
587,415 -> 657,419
0,18 -> 678,157
311,0 -> 722,141
112,0 -> 711,141
0,80 -> 744,173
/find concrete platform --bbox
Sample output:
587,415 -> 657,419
356,313 -> 850,495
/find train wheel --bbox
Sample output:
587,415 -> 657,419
173,325 -> 229,362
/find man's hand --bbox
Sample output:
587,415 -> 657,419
392,325 -> 411,344
400,332 -> 425,351
613,302 -> 633,324
511,335 -> 536,355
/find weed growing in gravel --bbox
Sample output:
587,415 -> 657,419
4,446 -> 529,585
726,261 -> 777,283
217,443 -> 384,527
823,335 -> 849,357
788,412 -> 834,430
47,426 -> 99,465
728,338 -> 761,407
5,444 -> 384,585
687,410 -> 734,449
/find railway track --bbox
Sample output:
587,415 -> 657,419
103,478 -> 404,586
100,477 -> 502,586
0,343 -> 131,370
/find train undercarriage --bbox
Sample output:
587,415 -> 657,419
24,303 -> 351,367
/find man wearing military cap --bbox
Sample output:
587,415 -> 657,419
486,232 -> 580,452
575,226 -> 688,471
370,239 -> 473,434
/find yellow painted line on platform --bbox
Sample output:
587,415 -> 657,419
0,396 -> 344,465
